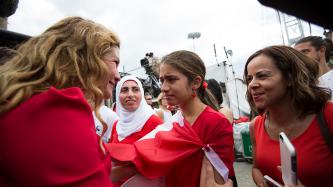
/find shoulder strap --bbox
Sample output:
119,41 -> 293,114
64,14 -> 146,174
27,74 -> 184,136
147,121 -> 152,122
316,108 -> 333,154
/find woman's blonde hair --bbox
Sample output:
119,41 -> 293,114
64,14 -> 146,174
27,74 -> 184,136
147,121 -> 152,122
0,16 -> 120,149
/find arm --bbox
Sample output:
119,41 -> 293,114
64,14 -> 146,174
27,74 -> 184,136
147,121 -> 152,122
200,156 -> 233,187
219,107 -> 234,125
250,118 -> 266,187
110,164 -> 138,182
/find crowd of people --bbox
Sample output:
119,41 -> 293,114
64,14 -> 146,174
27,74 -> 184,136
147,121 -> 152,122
0,16 -> 332,187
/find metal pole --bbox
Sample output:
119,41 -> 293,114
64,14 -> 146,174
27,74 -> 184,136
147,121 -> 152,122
192,38 -> 196,51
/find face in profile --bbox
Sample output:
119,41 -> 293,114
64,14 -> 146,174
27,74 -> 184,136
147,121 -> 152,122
119,80 -> 142,112
159,63 -> 192,107
246,54 -> 289,111
102,46 -> 120,99
294,42 -> 321,62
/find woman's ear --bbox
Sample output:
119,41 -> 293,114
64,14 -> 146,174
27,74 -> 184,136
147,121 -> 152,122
192,76 -> 202,89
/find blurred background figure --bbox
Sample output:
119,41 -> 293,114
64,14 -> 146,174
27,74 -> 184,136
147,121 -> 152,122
144,90 -> 154,108
206,78 -> 234,124
294,36 -> 333,100
155,92 -> 173,123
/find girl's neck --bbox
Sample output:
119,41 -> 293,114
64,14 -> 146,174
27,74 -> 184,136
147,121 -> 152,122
180,97 -> 206,125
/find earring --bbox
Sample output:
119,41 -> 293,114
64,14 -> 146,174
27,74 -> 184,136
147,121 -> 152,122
191,89 -> 196,98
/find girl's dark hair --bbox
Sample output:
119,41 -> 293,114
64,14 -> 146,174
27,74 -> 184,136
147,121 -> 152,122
244,45 -> 331,118
206,79 -> 223,105
161,50 -> 219,111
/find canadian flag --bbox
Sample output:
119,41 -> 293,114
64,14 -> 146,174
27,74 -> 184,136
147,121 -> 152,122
106,110 -> 232,186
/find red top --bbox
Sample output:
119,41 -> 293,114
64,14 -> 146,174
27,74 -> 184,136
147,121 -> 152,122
107,106 -> 235,187
166,107 -> 234,187
110,115 -> 163,187
0,87 -> 112,187
110,115 -> 163,144
254,103 -> 333,187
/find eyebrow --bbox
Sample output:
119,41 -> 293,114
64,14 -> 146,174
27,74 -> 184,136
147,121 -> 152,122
122,85 -> 140,89
161,74 -> 178,79
247,70 -> 272,76
104,57 -> 120,65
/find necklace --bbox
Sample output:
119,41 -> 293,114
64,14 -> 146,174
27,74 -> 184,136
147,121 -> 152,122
265,113 -> 299,140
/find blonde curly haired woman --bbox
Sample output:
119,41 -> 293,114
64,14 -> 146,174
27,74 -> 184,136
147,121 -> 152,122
0,17 -> 120,186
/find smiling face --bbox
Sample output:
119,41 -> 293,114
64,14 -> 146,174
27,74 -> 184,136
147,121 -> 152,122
102,46 -> 120,99
119,80 -> 142,112
159,64 -> 193,107
246,54 -> 289,111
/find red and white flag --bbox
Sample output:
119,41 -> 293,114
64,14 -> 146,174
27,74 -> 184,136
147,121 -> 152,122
106,110 -> 230,182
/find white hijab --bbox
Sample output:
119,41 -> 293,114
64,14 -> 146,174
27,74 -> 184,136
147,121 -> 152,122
115,75 -> 156,141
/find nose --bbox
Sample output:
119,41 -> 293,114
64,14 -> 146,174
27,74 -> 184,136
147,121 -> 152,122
127,88 -> 135,97
248,79 -> 259,89
161,82 -> 169,93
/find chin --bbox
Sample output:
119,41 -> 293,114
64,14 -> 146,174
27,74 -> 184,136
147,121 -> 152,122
103,91 -> 112,99
255,105 -> 266,114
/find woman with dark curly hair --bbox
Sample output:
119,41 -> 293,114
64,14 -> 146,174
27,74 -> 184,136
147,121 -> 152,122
245,45 -> 333,187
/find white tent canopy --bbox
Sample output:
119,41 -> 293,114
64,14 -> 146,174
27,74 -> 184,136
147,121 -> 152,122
206,63 -> 250,119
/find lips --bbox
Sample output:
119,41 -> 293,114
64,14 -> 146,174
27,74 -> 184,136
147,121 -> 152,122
252,92 -> 264,101
125,100 -> 136,104
164,94 -> 173,99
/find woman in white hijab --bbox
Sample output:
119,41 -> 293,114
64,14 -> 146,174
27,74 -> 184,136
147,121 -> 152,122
110,75 -> 163,186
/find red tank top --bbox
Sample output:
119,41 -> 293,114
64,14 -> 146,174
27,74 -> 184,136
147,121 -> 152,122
253,102 -> 333,187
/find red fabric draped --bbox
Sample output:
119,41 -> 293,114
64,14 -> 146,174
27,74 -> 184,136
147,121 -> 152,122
107,121 -> 204,179
106,107 -> 235,187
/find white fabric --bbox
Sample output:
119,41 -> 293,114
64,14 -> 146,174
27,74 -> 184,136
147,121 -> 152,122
93,105 -> 118,143
319,69 -> 333,101
162,110 -> 172,124
140,110 -> 184,140
115,75 -> 156,141
154,108 -> 173,124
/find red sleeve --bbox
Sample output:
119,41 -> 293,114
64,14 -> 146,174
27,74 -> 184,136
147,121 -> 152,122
0,87 -> 112,186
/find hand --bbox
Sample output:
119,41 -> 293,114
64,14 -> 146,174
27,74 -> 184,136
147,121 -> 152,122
276,166 -> 305,187
110,165 -> 137,182
200,156 -> 233,187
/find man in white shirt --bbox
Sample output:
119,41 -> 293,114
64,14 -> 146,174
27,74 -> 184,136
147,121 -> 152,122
294,36 -> 333,100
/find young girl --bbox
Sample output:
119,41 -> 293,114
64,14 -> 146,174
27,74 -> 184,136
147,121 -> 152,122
110,75 -> 163,186
108,50 -> 235,187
